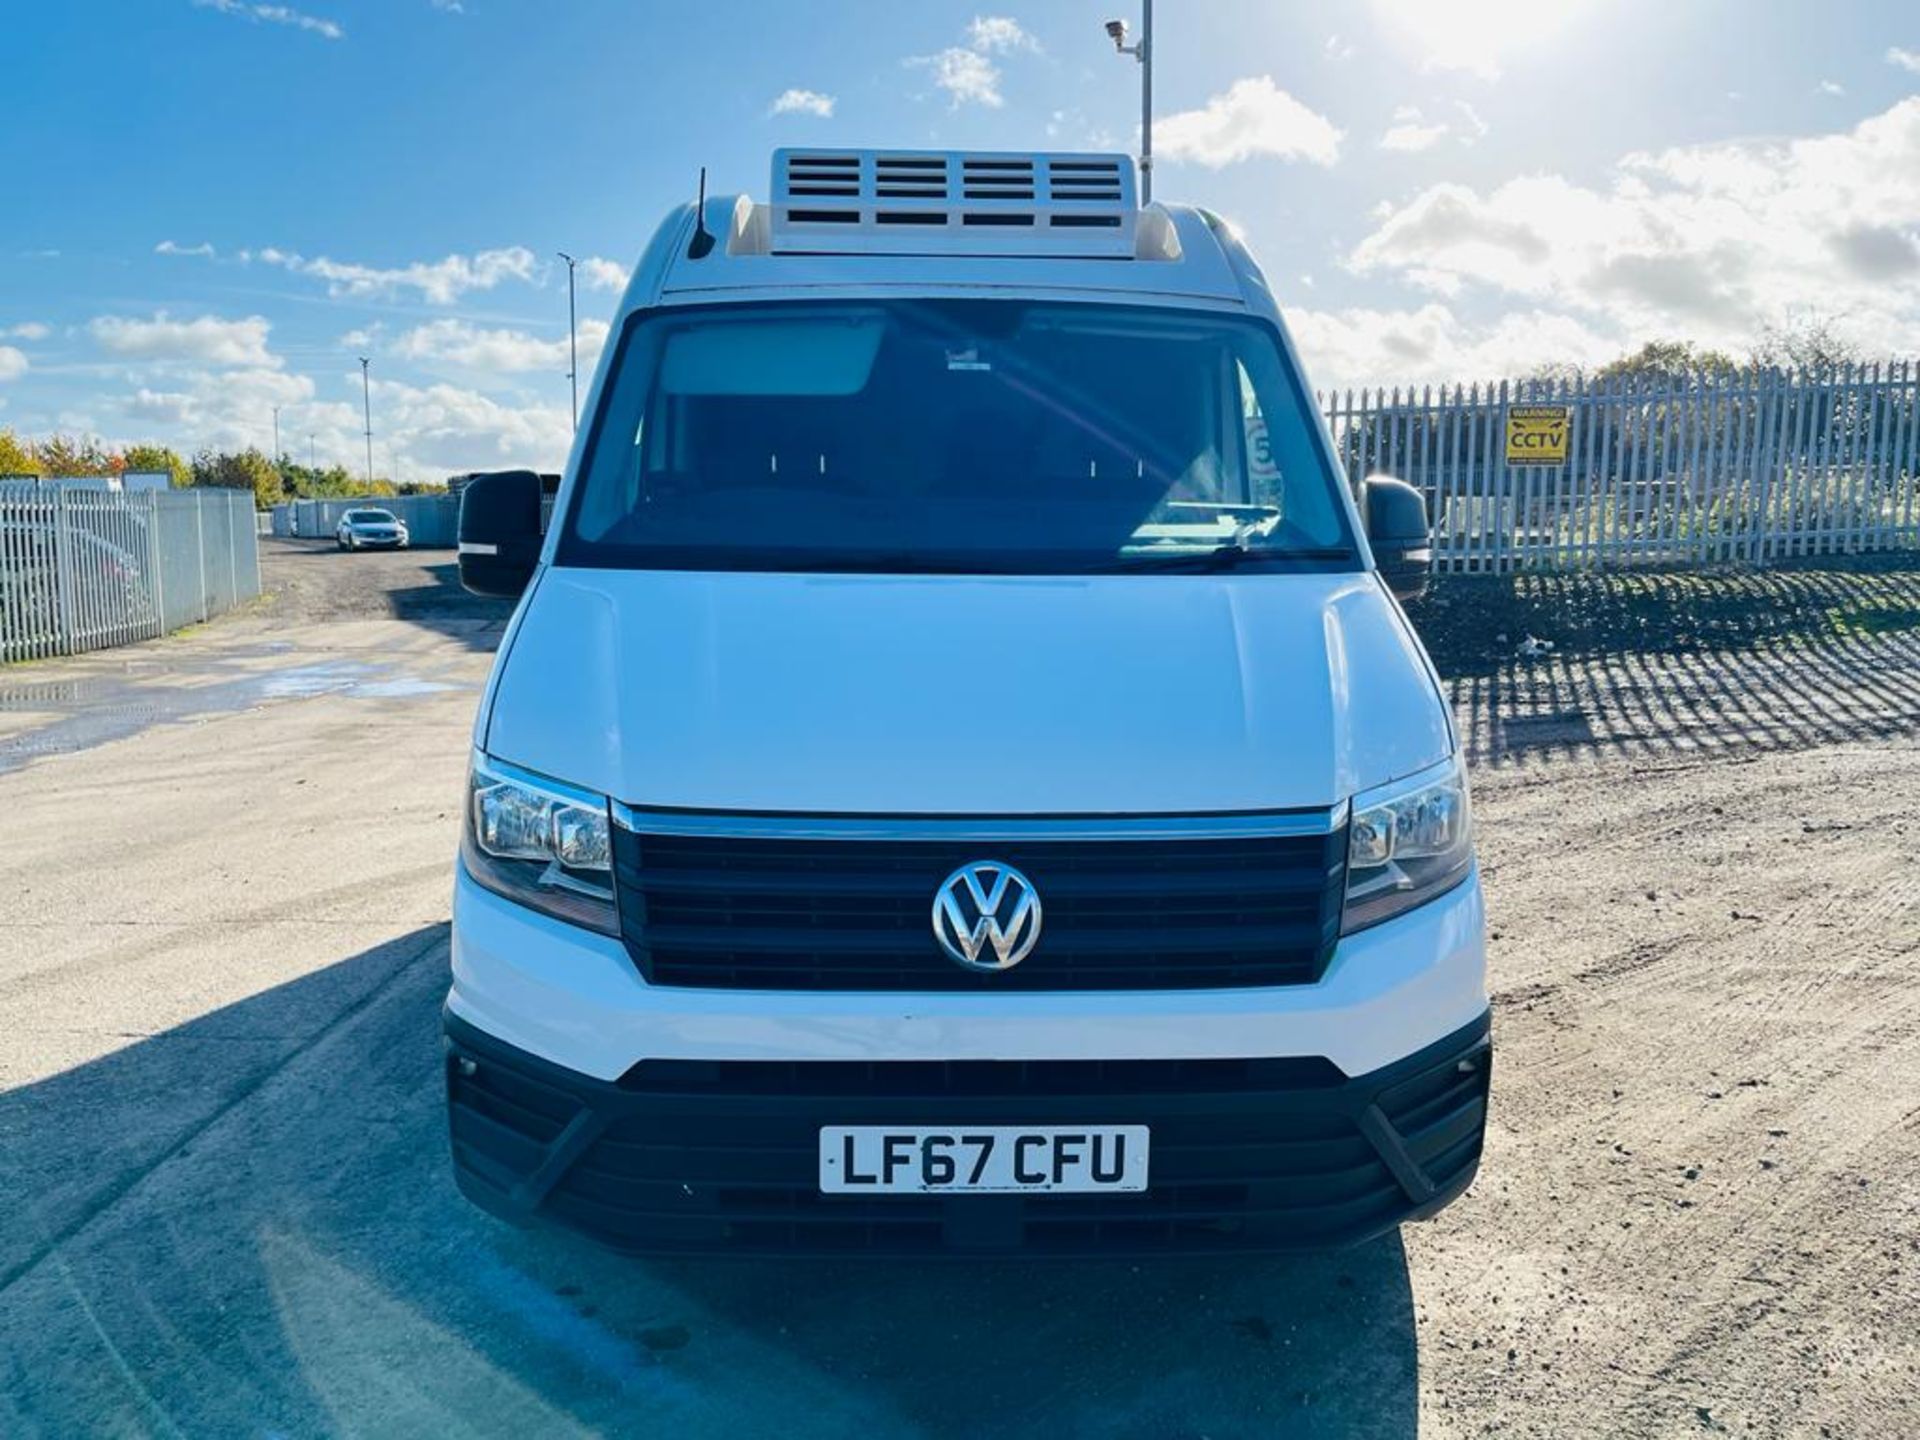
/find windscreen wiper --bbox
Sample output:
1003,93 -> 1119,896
761,552 -> 1015,574
1084,544 -> 1356,573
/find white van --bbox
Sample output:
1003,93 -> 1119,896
445,150 -> 1488,1256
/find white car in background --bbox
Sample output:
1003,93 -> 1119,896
335,508 -> 409,551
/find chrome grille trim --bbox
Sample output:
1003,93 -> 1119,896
610,804 -> 1346,842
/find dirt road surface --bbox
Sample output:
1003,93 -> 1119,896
1,540 -> 1915,1438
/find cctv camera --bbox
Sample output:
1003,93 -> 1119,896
1105,18 -> 1128,43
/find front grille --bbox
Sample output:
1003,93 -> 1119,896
444,1017 -> 1491,1256
621,1053 -> 1349,1095
611,822 -> 1346,991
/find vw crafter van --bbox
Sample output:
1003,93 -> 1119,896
445,150 -> 1489,1255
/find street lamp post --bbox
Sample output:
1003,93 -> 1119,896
309,434 -> 316,471
1105,1 -> 1154,204
359,356 -> 374,485
272,405 -> 281,463
556,251 -> 579,428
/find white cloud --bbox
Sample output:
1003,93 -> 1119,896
3,322 -> 49,341
254,245 -> 539,304
89,312 -> 280,369
1379,107 -> 1448,152
580,256 -> 629,292
1286,302 -> 1623,391
1347,97 -> 1920,356
908,15 -> 1039,110
1817,79 -> 1846,97
155,239 -> 217,257
118,366 -> 317,455
116,367 -> 367,466
1325,34 -> 1356,60
769,88 -> 836,118
1379,103 -> 1487,153
1830,222 -> 1920,280
1890,47 -> 1920,75
0,347 -> 27,382
391,317 -> 609,374
191,0 -> 342,41
126,388 -> 195,424
1157,76 -> 1342,168
367,376 -> 574,476
1379,122 -> 1446,153
103,361 -> 573,484
965,16 -> 1037,53
915,46 -> 1004,108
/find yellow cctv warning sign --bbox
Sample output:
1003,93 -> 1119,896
1505,405 -> 1572,465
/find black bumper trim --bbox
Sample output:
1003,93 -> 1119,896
443,1009 -> 1491,1256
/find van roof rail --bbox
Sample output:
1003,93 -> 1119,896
768,148 -> 1139,259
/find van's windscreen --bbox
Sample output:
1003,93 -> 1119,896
560,300 -> 1355,574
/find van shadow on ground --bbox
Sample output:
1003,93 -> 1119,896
381,556 -> 516,649
254,538 -> 513,652
0,927 -> 1418,1439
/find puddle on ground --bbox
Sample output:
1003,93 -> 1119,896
350,677 -> 457,699
0,653 -> 473,774
253,662 -> 375,700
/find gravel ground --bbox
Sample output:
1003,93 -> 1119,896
242,539 -> 515,628
0,540 -> 1914,1438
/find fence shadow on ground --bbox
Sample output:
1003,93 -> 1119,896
1410,560 -> 1920,766
1,927 -> 1419,1439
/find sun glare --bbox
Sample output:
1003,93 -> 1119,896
1368,0 -> 1598,78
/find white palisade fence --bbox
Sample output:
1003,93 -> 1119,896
0,484 -> 261,663
1321,361 -> 1920,573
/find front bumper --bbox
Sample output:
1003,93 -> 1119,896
444,1008 -> 1491,1257
447,863 -> 1488,1081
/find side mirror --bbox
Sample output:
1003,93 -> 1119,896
458,470 -> 544,598
1362,474 -> 1432,603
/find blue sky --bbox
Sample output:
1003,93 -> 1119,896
3,0 -> 1918,482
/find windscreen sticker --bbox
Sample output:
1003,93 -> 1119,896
945,347 -> 992,372
1244,414 -> 1281,485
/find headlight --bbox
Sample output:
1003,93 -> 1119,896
461,751 -> 617,934
1341,754 -> 1473,935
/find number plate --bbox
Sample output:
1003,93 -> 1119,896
819,1126 -> 1149,1194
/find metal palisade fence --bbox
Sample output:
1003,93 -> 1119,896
1321,361 -> 1920,572
0,484 -> 262,663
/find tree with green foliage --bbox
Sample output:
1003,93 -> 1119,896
32,433 -> 119,477
121,443 -> 191,489
1596,340 -> 1741,387
0,433 -> 444,506
0,428 -> 39,477
275,459 -> 397,499
1750,315 -> 1863,374
191,446 -> 283,509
